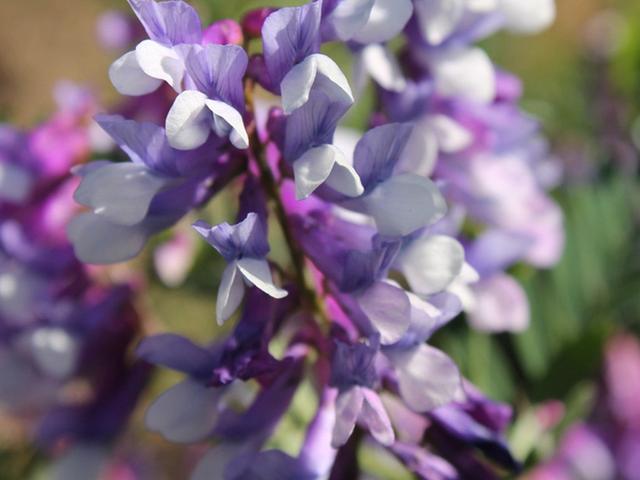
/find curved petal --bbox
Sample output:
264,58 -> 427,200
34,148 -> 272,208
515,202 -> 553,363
281,54 -> 353,114
135,39 -> 184,91
136,334 -> 214,377
74,162 -> 170,226
236,258 -> 288,299
352,0 -> 413,44
399,235 -> 465,295
326,149 -> 365,198
216,262 -> 246,325
500,0 -> 556,34
293,145 -> 338,200
357,44 -> 406,92
205,100 -> 249,150
67,212 -> 149,264
330,0 -> 375,41
358,281 -> 411,345
467,274 -> 529,333
261,2 -> 322,86
414,0 -> 466,45
364,174 -> 447,237
360,388 -> 395,446
109,50 -> 163,96
145,379 -> 220,443
388,344 -> 463,412
191,445 -> 246,480
430,47 -> 496,104
165,90 -> 210,150
332,387 -> 364,447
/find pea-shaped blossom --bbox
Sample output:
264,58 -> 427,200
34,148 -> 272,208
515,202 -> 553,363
109,0 -> 202,95
193,213 -> 288,324
330,338 -> 394,447
263,2 -> 363,200
165,44 -> 249,151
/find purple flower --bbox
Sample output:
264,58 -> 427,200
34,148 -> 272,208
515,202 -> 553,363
193,213 -> 288,324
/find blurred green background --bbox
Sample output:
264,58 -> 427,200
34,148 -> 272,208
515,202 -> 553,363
0,0 -> 639,477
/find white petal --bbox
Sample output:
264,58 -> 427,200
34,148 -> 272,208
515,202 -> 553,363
358,281 -> 411,345
399,235 -> 465,296
467,274 -> 530,332
108,50 -> 162,96
166,90 -> 211,150
205,100 -> 249,150
326,150 -> 365,198
330,0 -> 375,41
430,47 -> 496,104
293,144 -> 363,199
145,379 -> 220,443
27,328 -> 78,380
67,213 -> 149,264
74,163 -> 170,226
332,387 -> 364,447
0,162 -> 33,203
428,114 -> 473,153
353,0 -> 414,44
236,258 -> 288,299
364,174 -> 447,237
52,445 -> 108,480
414,0 -> 466,45
216,263 -> 246,325
358,44 -> 406,92
500,0 -> 556,34
135,39 -> 184,91
388,344 -> 463,412
360,388 -> 395,446
281,54 -> 353,114
397,120 -> 439,176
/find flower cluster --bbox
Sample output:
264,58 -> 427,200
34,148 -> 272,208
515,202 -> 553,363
0,84 -> 146,476
68,0 -> 561,477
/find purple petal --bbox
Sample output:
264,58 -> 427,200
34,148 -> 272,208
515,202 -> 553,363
354,123 -> 413,191
360,388 -> 394,445
127,0 -> 202,45
186,44 -> 248,110
261,2 -> 322,88
193,212 -> 270,262
136,333 -> 214,378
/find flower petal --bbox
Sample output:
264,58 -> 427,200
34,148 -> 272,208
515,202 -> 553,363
74,162 -> 170,226
364,174 -> 447,237
330,0 -> 375,41
356,44 -> 406,92
332,386 -> 364,447
67,212 -> 149,264
360,388 -> 395,446
281,54 -> 354,114
358,281 -> 411,345
136,333 -> 214,377
388,344 -> 463,412
467,274 -> 529,332
236,258 -> 288,299
430,47 -> 496,104
500,0 -> 556,34
414,0 -> 466,45
135,39 -> 184,91
352,0 -> 413,44
165,90 -> 210,150
108,50 -> 163,96
145,379 -> 219,443
205,100 -> 249,149
399,235 -> 465,295
217,262 -> 246,325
